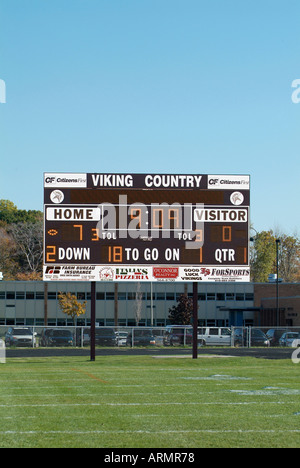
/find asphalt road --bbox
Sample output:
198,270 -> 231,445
5,347 -> 295,360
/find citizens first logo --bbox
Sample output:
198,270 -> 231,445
208,175 -> 250,189
44,173 -> 87,187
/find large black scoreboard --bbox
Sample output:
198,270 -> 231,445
43,173 -> 250,282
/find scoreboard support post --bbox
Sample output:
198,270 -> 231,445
90,281 -> 96,361
193,282 -> 198,359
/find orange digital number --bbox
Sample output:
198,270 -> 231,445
108,246 -> 123,263
73,224 -> 83,241
91,228 -> 100,241
130,208 -> 142,229
46,246 -> 56,262
199,247 -> 203,263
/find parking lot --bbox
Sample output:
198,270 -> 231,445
2,325 -> 300,346
1,325 -> 298,360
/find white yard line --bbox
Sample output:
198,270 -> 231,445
0,429 -> 300,435
0,401 -> 296,408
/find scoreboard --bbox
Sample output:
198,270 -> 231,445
43,173 -> 250,282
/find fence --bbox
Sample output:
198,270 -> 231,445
1,325 -> 300,350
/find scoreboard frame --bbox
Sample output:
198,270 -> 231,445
43,173 -> 250,283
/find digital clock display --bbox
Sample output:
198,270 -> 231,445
43,173 -> 250,282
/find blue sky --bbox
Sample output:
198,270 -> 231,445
0,0 -> 299,234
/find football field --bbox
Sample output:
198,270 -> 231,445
0,354 -> 299,448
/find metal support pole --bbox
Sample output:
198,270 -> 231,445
193,282 -> 198,359
276,239 -> 280,326
90,281 -> 96,361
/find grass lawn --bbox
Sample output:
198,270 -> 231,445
0,354 -> 299,448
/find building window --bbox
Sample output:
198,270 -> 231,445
166,293 -> 175,301
118,292 -> 127,301
245,293 -> 254,301
207,293 -> 216,301
236,293 -> 245,301
176,293 -> 184,301
48,292 -> 57,300
6,292 -> 15,300
216,293 -> 225,301
226,293 -> 235,301
16,292 -> 25,300
16,319 -> 25,325
35,318 -> 45,325
106,292 -> 115,300
156,293 -> 165,300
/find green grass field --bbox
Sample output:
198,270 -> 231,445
0,354 -> 299,448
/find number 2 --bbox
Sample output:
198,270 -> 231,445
46,246 -> 56,262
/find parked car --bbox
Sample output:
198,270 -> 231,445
75,327 -> 117,346
115,331 -> 128,346
233,328 -> 270,347
42,329 -> 74,347
197,327 -> 232,346
152,329 -> 164,346
127,329 -> 156,347
163,326 -> 193,346
279,332 -> 300,347
95,328 -> 117,346
5,327 -> 37,347
265,329 -> 288,346
75,328 -> 91,346
40,328 -> 53,347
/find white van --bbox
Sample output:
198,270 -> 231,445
197,327 -> 232,346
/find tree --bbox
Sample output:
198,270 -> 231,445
0,199 -> 18,224
0,200 -> 43,279
58,292 -> 87,325
8,221 -> 43,275
134,282 -> 143,325
0,199 -> 42,224
250,231 -> 277,282
251,229 -> 300,283
0,227 -> 18,279
168,294 -> 193,325
276,233 -> 300,282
